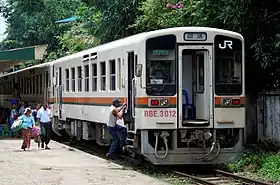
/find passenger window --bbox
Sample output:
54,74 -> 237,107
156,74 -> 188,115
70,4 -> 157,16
65,69 -> 70,92
77,66 -> 82,92
117,58 -> 121,91
71,67 -> 75,92
100,62 -> 106,91
92,64 -> 97,92
21,78 -> 23,94
109,60 -> 116,91
39,75 -> 43,94
32,76 -> 36,94
196,54 -> 205,93
24,77 -> 26,94
36,75 -> 39,94
84,65 -> 89,92
28,77 -> 31,94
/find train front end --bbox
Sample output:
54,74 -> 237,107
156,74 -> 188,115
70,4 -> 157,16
135,28 -> 245,165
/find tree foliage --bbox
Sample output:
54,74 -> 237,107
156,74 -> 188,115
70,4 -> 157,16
0,0 -> 82,50
1,0 -> 280,92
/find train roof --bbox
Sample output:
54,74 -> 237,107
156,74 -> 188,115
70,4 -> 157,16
0,27 -> 243,79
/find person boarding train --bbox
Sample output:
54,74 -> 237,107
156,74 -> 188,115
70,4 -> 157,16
106,99 -> 128,159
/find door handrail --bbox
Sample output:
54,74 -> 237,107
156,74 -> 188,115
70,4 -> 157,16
131,78 -> 136,118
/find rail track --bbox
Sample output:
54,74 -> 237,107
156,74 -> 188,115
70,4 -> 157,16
57,139 -> 274,185
173,170 -> 273,185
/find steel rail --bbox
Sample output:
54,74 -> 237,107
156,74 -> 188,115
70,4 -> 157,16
173,171 -> 217,185
215,170 -> 273,185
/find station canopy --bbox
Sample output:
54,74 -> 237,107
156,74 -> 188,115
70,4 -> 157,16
0,45 -> 47,74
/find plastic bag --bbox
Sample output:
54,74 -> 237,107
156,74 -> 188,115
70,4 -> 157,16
11,119 -> 23,131
31,126 -> 41,137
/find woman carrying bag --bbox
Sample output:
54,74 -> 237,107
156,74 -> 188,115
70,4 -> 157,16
17,108 -> 35,151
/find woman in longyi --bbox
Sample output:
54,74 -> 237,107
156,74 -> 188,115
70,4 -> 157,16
17,107 -> 35,151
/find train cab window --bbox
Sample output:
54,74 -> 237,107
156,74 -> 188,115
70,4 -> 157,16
214,35 -> 242,95
117,58 -> 121,91
146,35 -> 177,96
100,62 -> 106,91
65,69 -> 70,92
84,65 -> 89,92
77,66 -> 82,92
92,63 -> 97,92
71,67 -> 75,92
109,60 -> 116,91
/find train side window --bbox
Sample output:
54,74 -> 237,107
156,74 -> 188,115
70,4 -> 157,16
25,77 -> 28,94
28,77 -> 31,94
21,78 -> 23,94
28,77 -> 30,94
39,74 -> 43,94
92,64 -> 97,92
109,59 -> 116,91
65,69 -> 70,92
100,62 -> 106,91
77,66 -> 82,92
22,77 -> 26,94
71,67 -> 75,92
196,54 -> 205,93
134,54 -> 138,74
84,65 -> 89,92
117,58 -> 121,91
36,75 -> 39,94
32,76 -> 36,94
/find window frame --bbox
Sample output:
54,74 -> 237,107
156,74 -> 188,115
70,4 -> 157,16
100,61 -> 106,91
109,59 -> 116,91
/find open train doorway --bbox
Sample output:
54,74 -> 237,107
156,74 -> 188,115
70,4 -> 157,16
178,46 -> 213,128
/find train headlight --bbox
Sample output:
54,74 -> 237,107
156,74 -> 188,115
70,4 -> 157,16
160,99 -> 169,107
222,98 -> 232,106
149,98 -> 169,107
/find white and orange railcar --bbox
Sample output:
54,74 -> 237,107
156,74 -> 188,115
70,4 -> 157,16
0,27 -> 245,165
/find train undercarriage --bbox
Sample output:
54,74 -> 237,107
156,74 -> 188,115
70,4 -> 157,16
52,117 -> 243,165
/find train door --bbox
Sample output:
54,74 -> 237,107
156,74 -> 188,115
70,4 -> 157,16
54,67 -> 62,118
58,67 -> 62,119
44,71 -> 49,103
125,51 -> 136,131
194,51 -> 208,120
178,45 -> 213,128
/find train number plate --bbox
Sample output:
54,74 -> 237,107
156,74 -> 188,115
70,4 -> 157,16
144,110 -> 176,117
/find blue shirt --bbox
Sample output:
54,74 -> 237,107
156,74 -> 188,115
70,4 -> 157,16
18,115 -> 35,129
19,106 -> 25,116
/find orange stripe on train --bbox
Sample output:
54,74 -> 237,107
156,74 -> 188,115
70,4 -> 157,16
49,97 -> 177,105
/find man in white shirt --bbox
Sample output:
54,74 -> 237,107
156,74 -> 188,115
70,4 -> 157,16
37,102 -> 52,150
106,99 -> 127,159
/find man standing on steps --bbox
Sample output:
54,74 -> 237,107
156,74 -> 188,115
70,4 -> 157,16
37,102 -> 52,150
106,99 -> 128,159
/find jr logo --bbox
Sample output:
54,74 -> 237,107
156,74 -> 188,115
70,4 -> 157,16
219,40 -> 233,49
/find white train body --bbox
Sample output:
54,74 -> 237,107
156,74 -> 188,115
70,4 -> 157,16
0,27 -> 245,165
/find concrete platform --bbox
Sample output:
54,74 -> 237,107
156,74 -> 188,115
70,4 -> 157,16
0,139 -> 169,185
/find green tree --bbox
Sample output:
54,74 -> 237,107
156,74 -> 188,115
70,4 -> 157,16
81,0 -> 143,44
132,0 -> 280,93
0,0 -> 83,52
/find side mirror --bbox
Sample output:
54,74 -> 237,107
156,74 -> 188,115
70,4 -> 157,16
136,64 -> 143,77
